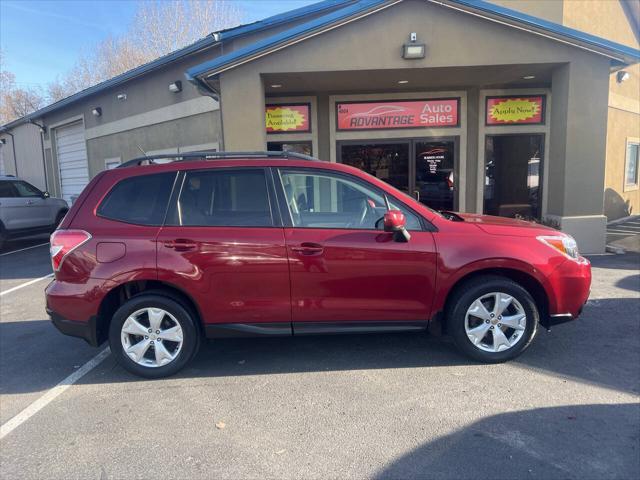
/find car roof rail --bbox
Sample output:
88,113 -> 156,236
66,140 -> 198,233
117,150 -> 320,168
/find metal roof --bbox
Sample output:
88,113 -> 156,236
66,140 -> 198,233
0,0 -> 351,131
186,0 -> 640,86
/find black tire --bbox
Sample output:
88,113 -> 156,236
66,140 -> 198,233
446,275 -> 539,363
109,294 -> 201,378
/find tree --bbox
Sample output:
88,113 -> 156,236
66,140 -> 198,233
1,51 -> 46,124
46,0 -> 243,102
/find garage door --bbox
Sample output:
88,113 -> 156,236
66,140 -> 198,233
55,122 -> 89,203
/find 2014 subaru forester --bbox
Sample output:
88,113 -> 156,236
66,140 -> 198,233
46,151 -> 591,378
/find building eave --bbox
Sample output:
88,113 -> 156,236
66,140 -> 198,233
187,0 -> 640,94
1,0 -> 353,131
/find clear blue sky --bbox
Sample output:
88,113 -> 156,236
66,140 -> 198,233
0,0 -> 317,89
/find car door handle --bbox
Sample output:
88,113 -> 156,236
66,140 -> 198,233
291,242 -> 324,255
164,239 -> 198,251
27,200 -> 34,205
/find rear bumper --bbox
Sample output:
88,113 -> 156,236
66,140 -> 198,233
48,308 -> 100,346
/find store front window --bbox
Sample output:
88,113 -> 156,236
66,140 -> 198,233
267,141 -> 312,156
484,134 -> 544,219
339,142 -> 410,194
338,138 -> 457,211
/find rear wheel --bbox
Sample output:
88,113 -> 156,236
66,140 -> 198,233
447,275 -> 538,363
109,295 -> 200,378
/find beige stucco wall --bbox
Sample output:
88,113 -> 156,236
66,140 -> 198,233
488,0 -> 564,23
0,123 -> 46,190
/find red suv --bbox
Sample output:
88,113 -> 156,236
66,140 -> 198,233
46,151 -> 591,378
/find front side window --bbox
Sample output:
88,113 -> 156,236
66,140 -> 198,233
625,140 -> 639,190
279,169 -> 421,230
97,172 -> 176,225
12,181 -> 41,198
174,169 -> 272,227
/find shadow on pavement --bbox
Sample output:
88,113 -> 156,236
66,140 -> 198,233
586,252 -> 640,270
615,273 -> 640,293
2,295 -> 639,396
373,403 -> 640,480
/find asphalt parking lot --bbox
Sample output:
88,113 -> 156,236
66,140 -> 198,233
0,241 -> 639,479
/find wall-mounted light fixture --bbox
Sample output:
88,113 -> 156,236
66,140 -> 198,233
169,81 -> 182,93
92,107 -> 102,117
270,84 -> 283,88
117,93 -> 127,101
28,120 -> 47,134
0,138 -> 6,145
616,70 -> 630,83
402,32 -> 425,59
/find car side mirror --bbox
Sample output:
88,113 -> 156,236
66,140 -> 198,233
383,210 -> 411,242
42,191 -> 50,198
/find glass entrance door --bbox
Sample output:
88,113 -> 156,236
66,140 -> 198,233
338,138 -> 458,211
414,140 -> 456,211
484,134 -> 544,219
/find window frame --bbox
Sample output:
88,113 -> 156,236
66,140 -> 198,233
96,171 -> 179,226
165,167 -> 281,228
624,137 -> 639,192
273,166 -> 429,232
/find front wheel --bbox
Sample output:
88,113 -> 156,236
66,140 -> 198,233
447,275 -> 538,363
109,295 -> 200,378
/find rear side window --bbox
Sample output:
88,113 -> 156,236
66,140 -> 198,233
98,172 -> 176,225
0,181 -> 17,198
171,169 -> 273,227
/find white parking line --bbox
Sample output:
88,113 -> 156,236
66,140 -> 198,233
0,242 -> 49,257
0,347 -> 111,440
0,274 -> 54,297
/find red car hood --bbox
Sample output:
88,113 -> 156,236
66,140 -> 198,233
454,213 -> 557,237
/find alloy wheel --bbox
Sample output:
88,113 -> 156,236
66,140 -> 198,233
464,292 -> 527,353
120,307 -> 184,368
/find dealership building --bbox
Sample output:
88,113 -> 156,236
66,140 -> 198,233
1,0 -> 639,252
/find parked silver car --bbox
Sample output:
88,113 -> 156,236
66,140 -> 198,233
0,175 -> 68,249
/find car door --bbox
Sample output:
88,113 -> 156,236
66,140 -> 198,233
156,167 -> 291,332
11,180 -> 51,228
0,180 -> 24,231
275,167 -> 437,330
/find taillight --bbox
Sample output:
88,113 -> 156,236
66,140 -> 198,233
50,230 -> 92,271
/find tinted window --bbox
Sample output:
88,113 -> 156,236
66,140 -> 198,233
279,169 -> 421,230
174,169 -> 272,227
12,181 -> 41,198
98,172 -> 176,225
0,181 -> 17,198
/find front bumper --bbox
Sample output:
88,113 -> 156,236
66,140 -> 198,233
48,308 -> 100,346
542,256 -> 591,328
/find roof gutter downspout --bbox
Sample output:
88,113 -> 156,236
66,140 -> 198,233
28,120 -> 49,192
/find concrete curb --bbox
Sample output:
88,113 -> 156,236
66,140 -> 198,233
607,215 -> 640,226
605,244 -> 626,254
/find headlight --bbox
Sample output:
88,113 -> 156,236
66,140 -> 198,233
537,235 -> 579,260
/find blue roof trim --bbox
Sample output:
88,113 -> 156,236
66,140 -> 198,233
186,0 -> 388,81
187,0 -> 640,85
220,0 -> 353,41
1,0 -> 353,130
452,0 -> 640,61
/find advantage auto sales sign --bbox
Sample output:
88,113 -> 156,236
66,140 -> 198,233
337,99 -> 459,131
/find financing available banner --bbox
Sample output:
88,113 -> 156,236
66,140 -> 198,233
266,104 -> 311,133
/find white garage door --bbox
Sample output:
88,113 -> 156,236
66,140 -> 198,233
55,122 -> 89,203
